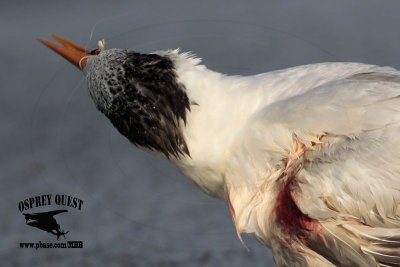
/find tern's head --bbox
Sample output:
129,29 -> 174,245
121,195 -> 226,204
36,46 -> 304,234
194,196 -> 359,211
39,34 -> 190,159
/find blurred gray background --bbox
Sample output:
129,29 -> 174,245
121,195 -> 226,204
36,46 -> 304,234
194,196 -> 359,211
2,1 -> 400,266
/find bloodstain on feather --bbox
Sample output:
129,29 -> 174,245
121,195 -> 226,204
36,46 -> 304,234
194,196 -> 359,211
274,177 -> 320,241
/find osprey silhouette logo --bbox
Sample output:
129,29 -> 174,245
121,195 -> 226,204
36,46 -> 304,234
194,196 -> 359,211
23,210 -> 69,240
18,194 -> 83,241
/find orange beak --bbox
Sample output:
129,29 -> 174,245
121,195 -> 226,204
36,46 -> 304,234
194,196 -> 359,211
38,33 -> 89,70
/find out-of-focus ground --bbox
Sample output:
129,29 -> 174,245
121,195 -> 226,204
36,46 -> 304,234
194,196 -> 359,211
2,1 -> 400,266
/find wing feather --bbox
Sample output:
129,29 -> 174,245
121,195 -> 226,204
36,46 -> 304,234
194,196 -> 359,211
229,74 -> 400,266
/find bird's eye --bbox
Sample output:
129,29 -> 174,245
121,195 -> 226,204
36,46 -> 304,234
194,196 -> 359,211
89,48 -> 100,55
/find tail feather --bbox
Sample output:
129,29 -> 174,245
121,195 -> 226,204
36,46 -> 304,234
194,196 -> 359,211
310,220 -> 400,267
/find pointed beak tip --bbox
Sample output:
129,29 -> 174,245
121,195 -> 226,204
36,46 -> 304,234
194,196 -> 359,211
38,34 -> 88,70
37,37 -> 47,45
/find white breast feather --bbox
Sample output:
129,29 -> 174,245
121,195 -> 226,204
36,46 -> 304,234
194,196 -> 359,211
163,50 -> 400,266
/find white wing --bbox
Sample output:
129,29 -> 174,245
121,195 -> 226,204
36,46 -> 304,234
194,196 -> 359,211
227,72 -> 400,266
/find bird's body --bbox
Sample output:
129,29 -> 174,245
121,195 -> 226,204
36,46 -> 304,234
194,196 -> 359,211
40,35 -> 400,266
169,54 -> 400,266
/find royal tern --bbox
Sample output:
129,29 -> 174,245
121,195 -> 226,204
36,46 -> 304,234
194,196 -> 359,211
39,34 -> 400,267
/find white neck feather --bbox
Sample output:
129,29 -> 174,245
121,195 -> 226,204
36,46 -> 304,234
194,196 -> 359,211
166,50 -> 272,198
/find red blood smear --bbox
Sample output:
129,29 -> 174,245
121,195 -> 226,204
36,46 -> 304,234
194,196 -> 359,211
274,178 -> 319,239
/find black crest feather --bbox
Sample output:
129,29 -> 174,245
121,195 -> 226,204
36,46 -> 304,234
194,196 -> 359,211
88,50 -> 191,158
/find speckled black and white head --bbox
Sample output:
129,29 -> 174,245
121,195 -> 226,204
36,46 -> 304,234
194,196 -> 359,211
39,35 -> 191,159
84,48 -> 191,158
